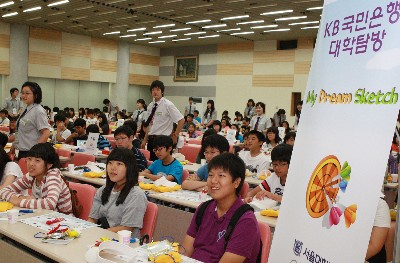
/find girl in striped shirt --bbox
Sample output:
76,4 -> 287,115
0,143 -> 72,214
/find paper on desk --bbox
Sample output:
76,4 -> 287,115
154,176 -> 177,187
86,161 -> 106,172
249,198 -> 278,211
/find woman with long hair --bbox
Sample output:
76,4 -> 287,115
202,100 -> 217,129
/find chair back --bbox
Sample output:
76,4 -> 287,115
258,221 -> 272,263
239,182 -> 249,198
140,149 -> 151,160
68,182 -> 97,220
72,152 -> 95,166
56,148 -> 72,167
141,202 -> 158,240
182,169 -> 190,183
180,144 -> 201,163
18,158 -> 28,175
187,139 -> 201,145
109,139 -> 116,150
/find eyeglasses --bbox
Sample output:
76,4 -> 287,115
115,136 -> 128,142
153,147 -> 166,153
272,162 -> 288,168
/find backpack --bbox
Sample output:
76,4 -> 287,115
195,200 -> 262,263
61,176 -> 83,218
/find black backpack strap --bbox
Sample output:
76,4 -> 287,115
195,199 -> 213,231
224,204 -> 254,249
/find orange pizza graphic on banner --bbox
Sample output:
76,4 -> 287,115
306,155 -> 357,228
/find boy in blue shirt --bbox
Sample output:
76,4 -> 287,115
140,135 -> 183,184
182,134 -> 229,191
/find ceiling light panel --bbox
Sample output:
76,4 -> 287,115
275,16 -> 307,21
261,10 -> 293,15
221,15 -> 249,20
0,1 -> 14,8
47,0 -> 69,7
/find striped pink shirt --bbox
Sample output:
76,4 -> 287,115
0,168 -> 72,214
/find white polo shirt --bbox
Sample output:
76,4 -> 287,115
146,97 -> 183,136
250,114 -> 271,132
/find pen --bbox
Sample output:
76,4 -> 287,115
19,209 -> 34,213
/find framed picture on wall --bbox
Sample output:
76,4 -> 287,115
174,55 -> 199,82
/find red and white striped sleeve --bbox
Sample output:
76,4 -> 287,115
0,173 -> 33,201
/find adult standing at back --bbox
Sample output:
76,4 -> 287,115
11,82 -> 50,159
250,102 -> 271,133
202,99 -> 217,129
131,99 -> 147,130
244,99 -> 256,118
3,87 -> 23,118
141,80 -> 184,161
103,99 -> 119,118
184,97 -> 196,116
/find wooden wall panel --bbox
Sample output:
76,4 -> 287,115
294,61 -> 311,74
62,43 -> 91,58
129,74 -> 158,85
130,53 -> 160,66
0,34 -> 9,48
29,51 -> 61,66
0,61 -> 9,75
252,75 -> 294,87
30,27 -> 61,41
297,37 -> 315,49
253,50 -> 295,63
91,38 -> 117,50
61,67 -> 90,80
217,64 -> 253,75
218,42 -> 254,53
90,59 -> 117,72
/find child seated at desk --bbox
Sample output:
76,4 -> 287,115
0,136 -> 23,189
65,118 -> 88,146
0,143 -> 72,214
238,130 -> 269,175
85,109 -> 98,126
182,134 -> 229,191
244,143 -> 293,203
52,112 -> 71,143
187,123 -> 199,138
0,109 -> 10,126
140,135 -> 183,184
88,148 -> 147,237
182,153 -> 260,262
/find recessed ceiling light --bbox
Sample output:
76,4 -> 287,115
289,21 -> 319,25
221,15 -> 249,20
120,34 -> 136,38
47,0 -> 69,7
127,27 -> 146,32
186,19 -> 211,24
170,27 -> 191,32
275,16 -> 307,21
261,10 -> 293,16
172,38 -> 191,42
184,32 -> 206,36
23,6 -> 41,12
198,34 -> 220,38
307,6 -> 323,10
237,20 -> 264,25
148,40 -> 165,44
143,31 -> 162,35
250,25 -> 278,29
230,31 -> 254,35
158,34 -> 177,39
202,24 -> 226,29
0,1 -> 14,8
103,31 -> 120,35
2,11 -> 17,17
217,28 -> 240,32
301,26 -> 320,29
135,38 -> 152,41
264,28 -> 290,32
153,23 -> 175,28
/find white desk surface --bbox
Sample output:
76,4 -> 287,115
147,190 -> 207,209
0,209 -> 118,263
245,176 -> 263,186
384,182 -> 399,189
182,163 -> 202,173
62,171 -> 106,186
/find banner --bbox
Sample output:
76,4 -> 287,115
269,1 -> 400,262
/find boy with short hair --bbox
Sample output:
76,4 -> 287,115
241,117 -> 251,134
140,135 -> 183,184
182,153 -> 260,262
65,118 -> 88,146
182,134 -> 229,191
86,109 -> 98,125
114,125 -> 147,172
244,143 -> 293,203
52,112 -> 71,143
183,114 -> 195,130
238,130 -> 269,175
0,109 -> 10,126
193,110 -> 201,124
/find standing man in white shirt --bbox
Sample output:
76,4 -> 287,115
184,97 -> 196,117
3,88 -> 23,118
141,80 -> 185,161
103,99 -> 119,118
